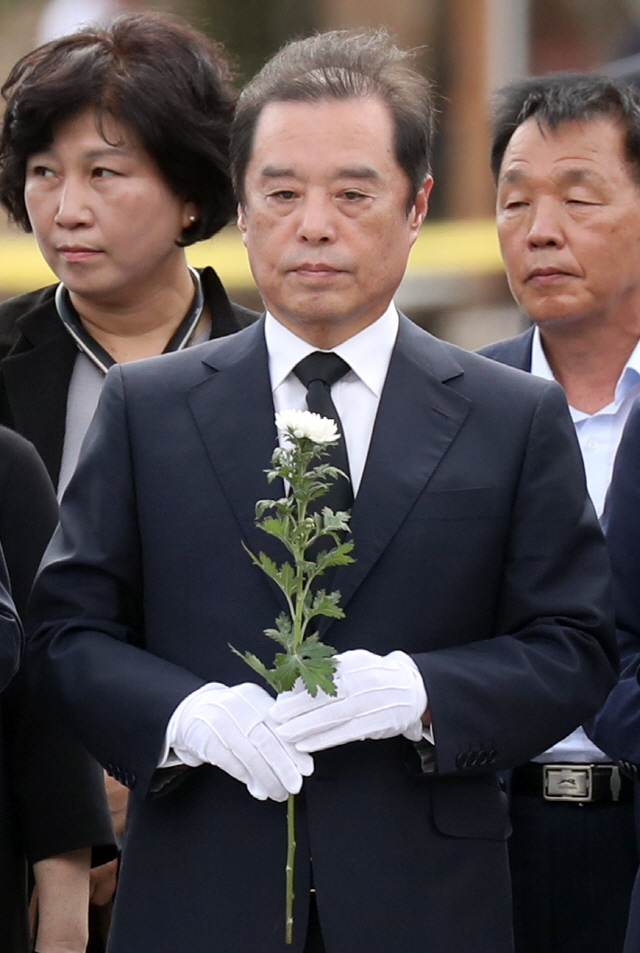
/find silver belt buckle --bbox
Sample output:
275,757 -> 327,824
543,764 -> 593,802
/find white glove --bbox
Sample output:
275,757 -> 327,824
167,682 -> 314,801
270,649 -> 428,752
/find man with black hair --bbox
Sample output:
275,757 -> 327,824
481,72 -> 640,953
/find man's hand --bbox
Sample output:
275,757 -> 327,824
170,682 -> 314,801
271,649 -> 428,751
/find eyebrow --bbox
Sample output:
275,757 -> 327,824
500,166 -> 607,187
259,164 -> 380,181
84,147 -> 130,159
30,145 -> 130,161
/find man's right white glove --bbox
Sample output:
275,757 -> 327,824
166,682 -> 313,802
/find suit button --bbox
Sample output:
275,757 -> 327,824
466,752 -> 477,767
476,752 -> 488,767
456,753 -> 468,769
487,749 -> 497,764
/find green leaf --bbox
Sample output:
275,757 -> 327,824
259,516 -> 292,542
275,634 -> 339,697
246,551 -> 296,595
229,645 -> 280,692
256,551 -> 280,582
264,613 -> 294,649
309,589 -> 346,619
322,541 -> 355,564
279,561 -> 295,594
321,509 -> 352,533
270,652 -> 302,692
312,543 -> 355,575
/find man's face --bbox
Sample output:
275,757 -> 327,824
496,115 -> 640,332
237,96 -> 431,346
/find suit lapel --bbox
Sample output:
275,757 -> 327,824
330,317 -> 472,615
479,326 -> 533,371
186,320 -> 288,605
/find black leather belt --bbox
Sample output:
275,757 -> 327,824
511,762 -> 634,803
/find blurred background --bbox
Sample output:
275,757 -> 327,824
1,0 -> 640,347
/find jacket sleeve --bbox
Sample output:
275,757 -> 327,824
412,382 -> 618,774
585,401 -> 640,766
27,368 -> 205,798
0,547 -> 21,693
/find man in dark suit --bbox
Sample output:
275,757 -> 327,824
479,74 -> 640,953
27,32 -> 617,953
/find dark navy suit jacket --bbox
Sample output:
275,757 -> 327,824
27,316 -> 616,953
582,400 -> 640,953
586,402 -> 640,767
477,326 -> 534,372
480,328 -> 640,763
0,544 -> 21,692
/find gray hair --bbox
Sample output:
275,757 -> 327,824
231,29 -> 437,211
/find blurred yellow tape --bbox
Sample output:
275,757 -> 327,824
0,217 -> 504,296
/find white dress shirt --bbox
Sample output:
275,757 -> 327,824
531,326 -> 640,519
265,304 -> 399,495
266,307 -> 433,745
530,325 -> 640,763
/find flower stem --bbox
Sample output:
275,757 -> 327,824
286,792 -> 296,944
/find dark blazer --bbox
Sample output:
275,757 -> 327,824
0,266 -> 256,485
480,327 -> 639,756
0,426 -> 113,953
478,326 -> 534,371
583,400 -> 640,953
0,522 -> 21,691
587,401 -> 640,768
28,316 -> 616,953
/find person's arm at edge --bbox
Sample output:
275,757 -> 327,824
411,382 -> 617,773
26,366 -> 206,798
585,400 -> 640,763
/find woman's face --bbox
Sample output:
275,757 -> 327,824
24,108 -> 196,306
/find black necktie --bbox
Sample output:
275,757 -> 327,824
293,351 -> 354,513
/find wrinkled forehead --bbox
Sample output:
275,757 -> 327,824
498,114 -> 635,182
246,96 -> 398,181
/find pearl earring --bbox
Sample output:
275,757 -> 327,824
189,214 -> 197,223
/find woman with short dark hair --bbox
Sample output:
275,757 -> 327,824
0,11 -> 254,491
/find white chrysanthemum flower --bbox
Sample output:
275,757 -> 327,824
275,409 -> 339,444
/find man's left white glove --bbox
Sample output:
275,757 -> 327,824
270,649 -> 427,752
166,682 -> 314,801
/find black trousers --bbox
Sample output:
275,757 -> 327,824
509,791 -> 638,953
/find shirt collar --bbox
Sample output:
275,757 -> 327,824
615,337 -> 640,401
531,324 -> 640,420
265,303 -> 399,396
530,326 -> 555,383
